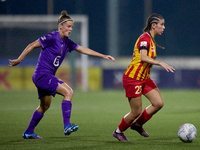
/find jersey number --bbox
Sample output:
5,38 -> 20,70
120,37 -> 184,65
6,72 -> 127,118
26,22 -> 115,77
135,86 -> 142,94
53,56 -> 61,67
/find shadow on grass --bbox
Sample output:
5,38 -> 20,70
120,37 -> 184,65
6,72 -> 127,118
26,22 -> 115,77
1,136 -> 199,150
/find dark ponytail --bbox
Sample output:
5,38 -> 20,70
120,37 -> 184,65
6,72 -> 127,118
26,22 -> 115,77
144,13 -> 165,49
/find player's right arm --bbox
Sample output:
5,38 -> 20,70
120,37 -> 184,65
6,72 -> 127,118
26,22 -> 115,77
140,49 -> 175,73
9,40 -> 41,66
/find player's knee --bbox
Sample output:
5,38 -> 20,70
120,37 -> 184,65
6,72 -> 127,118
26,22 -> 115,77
131,108 -> 142,118
39,103 -> 51,113
44,104 -> 51,111
68,88 -> 74,98
64,88 -> 74,100
136,110 -> 142,118
156,101 -> 164,110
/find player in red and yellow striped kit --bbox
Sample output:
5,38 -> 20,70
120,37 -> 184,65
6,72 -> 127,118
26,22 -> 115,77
113,13 -> 175,141
125,32 -> 156,81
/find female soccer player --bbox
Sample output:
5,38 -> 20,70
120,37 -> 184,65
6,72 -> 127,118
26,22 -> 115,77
9,10 -> 115,139
113,13 -> 175,141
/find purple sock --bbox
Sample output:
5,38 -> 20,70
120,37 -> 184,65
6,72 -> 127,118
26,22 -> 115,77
26,110 -> 44,133
62,100 -> 72,127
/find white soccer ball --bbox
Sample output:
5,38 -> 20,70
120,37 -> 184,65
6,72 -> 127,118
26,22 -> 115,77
178,123 -> 197,143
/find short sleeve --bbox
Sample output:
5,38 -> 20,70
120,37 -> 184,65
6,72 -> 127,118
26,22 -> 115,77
66,38 -> 79,52
137,33 -> 150,51
38,33 -> 53,49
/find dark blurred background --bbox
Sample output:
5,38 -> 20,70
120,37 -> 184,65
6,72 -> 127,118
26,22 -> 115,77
1,0 -> 200,90
1,0 -> 200,58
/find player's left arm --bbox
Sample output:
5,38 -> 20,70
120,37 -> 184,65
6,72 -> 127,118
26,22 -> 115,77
75,46 -> 115,61
140,49 -> 175,73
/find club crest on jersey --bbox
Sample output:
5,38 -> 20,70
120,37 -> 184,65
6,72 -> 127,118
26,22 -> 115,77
140,41 -> 147,47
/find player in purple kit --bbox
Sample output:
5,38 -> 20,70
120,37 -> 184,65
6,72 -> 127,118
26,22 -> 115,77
9,10 -> 115,139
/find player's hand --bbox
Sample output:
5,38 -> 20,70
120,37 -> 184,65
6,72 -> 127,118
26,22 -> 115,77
103,55 -> 115,62
8,59 -> 21,66
159,62 -> 175,73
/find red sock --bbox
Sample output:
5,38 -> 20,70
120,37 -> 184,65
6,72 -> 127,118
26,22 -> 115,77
118,117 -> 133,132
136,109 -> 152,126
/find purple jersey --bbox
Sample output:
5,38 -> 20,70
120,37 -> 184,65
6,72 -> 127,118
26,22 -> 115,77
35,31 -> 79,75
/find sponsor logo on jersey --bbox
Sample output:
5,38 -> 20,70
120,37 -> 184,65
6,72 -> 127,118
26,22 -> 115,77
41,36 -> 46,41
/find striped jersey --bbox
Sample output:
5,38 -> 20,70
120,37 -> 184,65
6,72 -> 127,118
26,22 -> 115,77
124,32 -> 156,81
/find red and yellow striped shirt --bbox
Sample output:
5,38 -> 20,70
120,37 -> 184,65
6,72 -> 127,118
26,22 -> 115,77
124,32 -> 156,81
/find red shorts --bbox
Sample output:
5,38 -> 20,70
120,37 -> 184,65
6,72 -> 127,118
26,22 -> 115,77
123,74 -> 157,98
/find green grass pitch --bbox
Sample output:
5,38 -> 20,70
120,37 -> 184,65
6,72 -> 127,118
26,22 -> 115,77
0,89 -> 199,150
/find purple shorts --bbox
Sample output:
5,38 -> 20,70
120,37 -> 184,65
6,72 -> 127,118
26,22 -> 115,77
32,73 -> 64,99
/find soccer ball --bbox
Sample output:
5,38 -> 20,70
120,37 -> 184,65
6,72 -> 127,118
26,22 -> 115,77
178,123 -> 197,143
